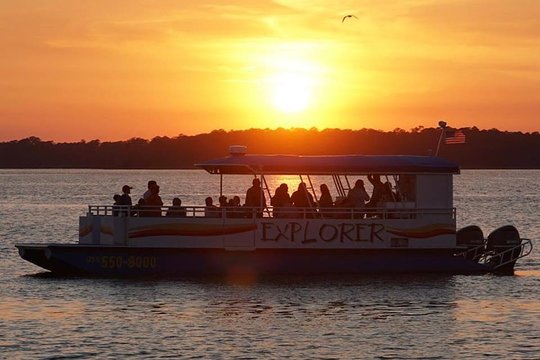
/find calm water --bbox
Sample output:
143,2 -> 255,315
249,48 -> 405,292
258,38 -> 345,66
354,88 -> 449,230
0,170 -> 538,359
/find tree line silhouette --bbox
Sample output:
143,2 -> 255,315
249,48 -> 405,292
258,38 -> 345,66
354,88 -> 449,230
1,127 -> 539,169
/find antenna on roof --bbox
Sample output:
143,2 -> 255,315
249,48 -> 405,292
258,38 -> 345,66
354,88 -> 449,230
435,121 -> 448,156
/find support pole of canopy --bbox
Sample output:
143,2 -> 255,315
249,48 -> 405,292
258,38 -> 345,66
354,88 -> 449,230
260,174 -> 272,217
220,174 -> 223,197
306,175 -> 318,203
344,175 -> 352,193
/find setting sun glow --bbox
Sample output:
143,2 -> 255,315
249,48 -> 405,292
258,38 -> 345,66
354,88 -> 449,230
271,72 -> 313,114
0,1 -> 539,141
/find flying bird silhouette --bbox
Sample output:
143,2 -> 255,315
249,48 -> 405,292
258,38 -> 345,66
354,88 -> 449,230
342,14 -> 358,23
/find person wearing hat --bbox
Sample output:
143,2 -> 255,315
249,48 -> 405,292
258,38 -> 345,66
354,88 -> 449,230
119,185 -> 133,207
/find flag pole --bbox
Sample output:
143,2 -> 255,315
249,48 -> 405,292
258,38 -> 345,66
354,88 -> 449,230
435,120 -> 447,156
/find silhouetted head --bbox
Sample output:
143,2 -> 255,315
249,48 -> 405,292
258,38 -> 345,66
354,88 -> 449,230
233,196 -> 241,205
205,197 -> 213,206
298,182 -> 306,190
320,184 -> 330,194
355,179 -> 364,187
219,195 -> 227,206
122,185 -> 132,194
172,197 -> 181,206
372,175 -> 381,182
252,178 -> 261,187
147,180 -> 157,189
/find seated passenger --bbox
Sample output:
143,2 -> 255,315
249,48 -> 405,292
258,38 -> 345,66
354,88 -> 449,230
166,197 -> 187,218
226,195 -> 242,218
218,195 -> 229,217
204,197 -> 220,218
347,179 -> 370,219
291,182 -> 316,218
219,195 -> 228,207
132,198 -> 145,217
271,183 -> 291,218
112,194 -> 122,216
318,184 -> 334,218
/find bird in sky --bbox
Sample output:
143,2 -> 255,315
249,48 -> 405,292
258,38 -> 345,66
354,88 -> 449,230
342,14 -> 358,23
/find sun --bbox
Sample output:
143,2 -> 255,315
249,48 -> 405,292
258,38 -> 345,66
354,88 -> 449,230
271,72 -> 313,114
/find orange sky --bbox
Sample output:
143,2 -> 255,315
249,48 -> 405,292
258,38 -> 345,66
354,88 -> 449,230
1,0 -> 539,141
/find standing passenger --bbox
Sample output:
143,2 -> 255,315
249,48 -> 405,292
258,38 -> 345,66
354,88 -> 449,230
245,178 -> 266,217
145,185 -> 163,217
366,175 -> 385,208
117,185 -> 133,216
143,180 -> 158,202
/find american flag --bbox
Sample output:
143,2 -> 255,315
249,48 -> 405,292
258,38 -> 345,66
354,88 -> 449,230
445,129 -> 466,144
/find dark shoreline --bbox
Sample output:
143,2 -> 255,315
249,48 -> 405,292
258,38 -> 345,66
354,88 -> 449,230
2,127 -> 539,169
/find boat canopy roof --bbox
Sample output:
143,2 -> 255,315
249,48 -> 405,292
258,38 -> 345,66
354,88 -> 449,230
195,154 -> 460,175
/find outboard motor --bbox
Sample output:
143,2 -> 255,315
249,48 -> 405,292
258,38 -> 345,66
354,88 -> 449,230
456,225 -> 485,262
486,225 -> 522,273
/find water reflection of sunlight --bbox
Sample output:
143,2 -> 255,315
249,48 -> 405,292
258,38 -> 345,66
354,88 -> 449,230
0,298 -> 84,321
455,298 -> 539,323
514,269 -> 540,278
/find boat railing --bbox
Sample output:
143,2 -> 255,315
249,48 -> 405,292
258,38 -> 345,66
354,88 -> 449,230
480,238 -> 533,269
457,238 -> 533,269
87,205 -> 456,220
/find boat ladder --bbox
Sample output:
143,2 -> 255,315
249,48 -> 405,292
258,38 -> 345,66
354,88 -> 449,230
459,239 -> 533,270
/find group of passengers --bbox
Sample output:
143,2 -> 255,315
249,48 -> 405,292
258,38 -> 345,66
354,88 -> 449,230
113,175 -> 397,219
113,180 -> 186,217
203,195 -> 244,218
112,179 -> 261,218
270,174 -> 396,219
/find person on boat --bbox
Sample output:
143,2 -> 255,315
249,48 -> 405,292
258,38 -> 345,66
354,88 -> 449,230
291,182 -> 316,218
223,195 -> 241,218
132,198 -> 146,217
204,196 -> 220,218
166,197 -> 187,218
227,195 -> 243,218
318,184 -> 334,218
143,180 -> 158,201
271,183 -> 291,218
115,185 -> 133,216
381,181 -> 396,202
119,185 -> 133,205
145,184 -> 163,217
366,174 -> 385,209
112,194 -> 122,216
245,178 -> 266,217
218,195 -> 229,217
347,179 -> 370,219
